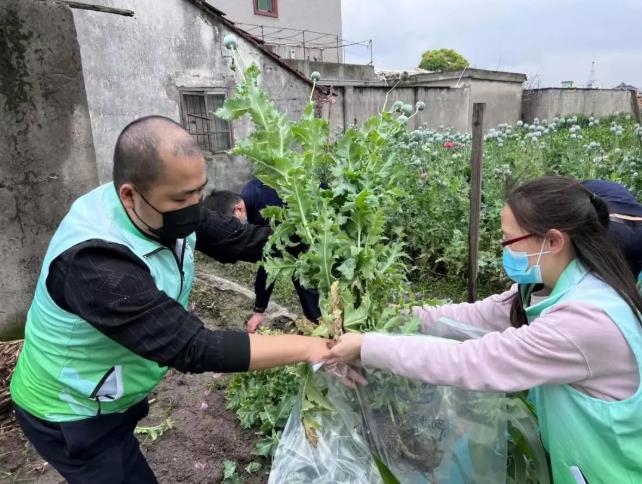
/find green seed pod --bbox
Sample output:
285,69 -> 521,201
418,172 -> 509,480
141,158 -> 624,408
223,34 -> 238,50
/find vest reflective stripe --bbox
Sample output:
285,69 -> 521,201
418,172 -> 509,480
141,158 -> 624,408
10,183 -> 196,422
525,260 -> 642,483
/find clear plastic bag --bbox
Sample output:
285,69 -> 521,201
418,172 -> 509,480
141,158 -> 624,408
269,318 -> 509,483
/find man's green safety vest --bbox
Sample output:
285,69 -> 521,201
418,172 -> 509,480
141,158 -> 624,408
11,183 -> 196,422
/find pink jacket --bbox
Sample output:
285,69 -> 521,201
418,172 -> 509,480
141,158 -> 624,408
361,288 -> 639,401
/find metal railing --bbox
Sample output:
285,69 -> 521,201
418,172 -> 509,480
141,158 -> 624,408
233,22 -> 372,64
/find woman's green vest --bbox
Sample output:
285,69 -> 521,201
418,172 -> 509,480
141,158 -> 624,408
525,260 -> 642,483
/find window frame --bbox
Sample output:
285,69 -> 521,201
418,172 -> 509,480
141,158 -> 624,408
179,89 -> 233,155
253,0 -> 278,18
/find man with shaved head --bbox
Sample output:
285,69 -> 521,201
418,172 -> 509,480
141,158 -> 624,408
10,116 -> 330,483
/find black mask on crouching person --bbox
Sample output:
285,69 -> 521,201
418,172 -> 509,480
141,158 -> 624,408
133,189 -> 203,240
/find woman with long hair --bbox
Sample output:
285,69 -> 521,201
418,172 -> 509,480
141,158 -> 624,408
329,176 -> 642,483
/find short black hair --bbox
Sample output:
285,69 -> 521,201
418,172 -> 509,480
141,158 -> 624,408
112,115 -> 201,193
204,190 -> 243,216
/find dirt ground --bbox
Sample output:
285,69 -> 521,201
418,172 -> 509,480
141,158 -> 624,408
0,260 -> 301,483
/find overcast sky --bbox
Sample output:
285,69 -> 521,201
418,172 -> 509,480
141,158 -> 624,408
341,0 -> 642,88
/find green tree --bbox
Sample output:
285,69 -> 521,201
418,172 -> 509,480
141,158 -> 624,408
419,48 -> 469,72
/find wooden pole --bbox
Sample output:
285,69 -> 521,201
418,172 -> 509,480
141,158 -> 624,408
63,1 -> 134,16
630,89 -> 642,125
468,103 -> 485,303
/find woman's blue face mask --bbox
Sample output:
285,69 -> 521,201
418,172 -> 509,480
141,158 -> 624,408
502,237 -> 551,284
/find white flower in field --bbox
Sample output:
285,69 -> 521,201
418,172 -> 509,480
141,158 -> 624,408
391,100 -> 404,113
553,117 -> 560,124
570,134 -> 578,140
397,115 -> 409,123
543,129 -> 550,135
310,71 -> 321,82
533,131 -> 542,138
614,148 -> 623,155
416,101 -> 426,111
516,120 -> 524,127
534,117 -> 540,125
223,34 -> 238,50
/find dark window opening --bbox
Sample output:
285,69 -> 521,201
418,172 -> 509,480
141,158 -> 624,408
181,92 -> 232,154
254,0 -> 278,17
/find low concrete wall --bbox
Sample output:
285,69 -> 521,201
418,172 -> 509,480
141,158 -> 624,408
0,1 -> 99,339
338,86 -> 470,133
470,80 -> 523,130
522,88 -> 636,123
283,59 -> 378,83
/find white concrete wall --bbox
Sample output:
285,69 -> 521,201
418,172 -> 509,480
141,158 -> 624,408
522,88 -> 635,123
0,0 -> 99,339
470,80 -> 523,130
334,86 -> 471,134
72,0 -> 312,192
411,76 -> 524,131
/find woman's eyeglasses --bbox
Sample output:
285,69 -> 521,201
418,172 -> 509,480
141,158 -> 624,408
501,233 -> 533,247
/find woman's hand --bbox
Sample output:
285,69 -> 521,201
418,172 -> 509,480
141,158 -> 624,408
328,333 -> 364,364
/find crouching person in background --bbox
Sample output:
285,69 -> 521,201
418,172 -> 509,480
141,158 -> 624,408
205,181 -> 321,333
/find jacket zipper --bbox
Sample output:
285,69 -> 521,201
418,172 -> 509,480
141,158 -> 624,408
90,366 -> 116,416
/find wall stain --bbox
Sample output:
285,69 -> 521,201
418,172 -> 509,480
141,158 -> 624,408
0,5 -> 35,117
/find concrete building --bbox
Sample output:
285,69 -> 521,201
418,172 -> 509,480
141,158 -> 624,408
0,0 -> 319,339
69,0 -> 318,190
408,69 -> 528,132
207,0 -> 343,62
